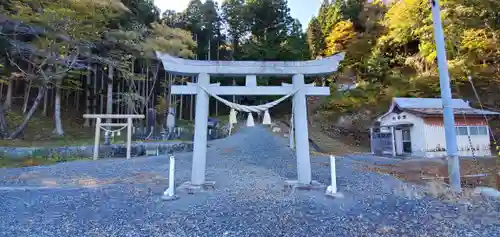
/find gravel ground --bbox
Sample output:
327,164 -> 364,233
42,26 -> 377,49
0,126 -> 499,237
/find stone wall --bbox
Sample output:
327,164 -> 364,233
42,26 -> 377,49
0,142 -> 193,160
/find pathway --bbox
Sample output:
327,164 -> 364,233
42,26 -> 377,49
0,126 -> 498,236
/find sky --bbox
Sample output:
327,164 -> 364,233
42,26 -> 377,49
153,0 -> 322,26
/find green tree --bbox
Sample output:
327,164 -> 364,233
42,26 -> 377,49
307,17 -> 324,59
1,0 -> 126,138
222,0 -> 248,59
120,0 -> 160,26
201,0 -> 223,60
162,10 -> 185,28
317,0 -> 342,36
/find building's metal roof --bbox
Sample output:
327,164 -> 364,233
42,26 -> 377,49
393,97 -> 471,109
392,98 -> 500,116
405,108 -> 500,116
378,97 -> 500,121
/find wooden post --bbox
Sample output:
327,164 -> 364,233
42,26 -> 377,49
94,117 -> 101,160
126,117 -> 132,159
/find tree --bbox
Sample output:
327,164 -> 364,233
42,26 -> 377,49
162,10 -> 185,28
317,0 -> 342,36
339,0 -> 365,30
324,21 -> 356,56
222,0 -> 248,59
119,0 -> 160,27
103,22 -> 195,120
307,17 -> 324,59
201,0 -> 223,60
0,0 -> 127,138
312,0 -> 500,137
280,19 -> 310,60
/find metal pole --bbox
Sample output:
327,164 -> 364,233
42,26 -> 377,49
430,0 -> 461,192
168,156 -> 175,195
391,127 -> 396,157
93,118 -> 101,160
327,155 -> 337,193
162,155 -> 178,201
126,117 -> 132,160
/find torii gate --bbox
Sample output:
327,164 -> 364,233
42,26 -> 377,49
157,52 -> 346,190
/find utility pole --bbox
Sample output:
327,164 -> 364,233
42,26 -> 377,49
430,0 -> 461,192
215,38 -> 219,117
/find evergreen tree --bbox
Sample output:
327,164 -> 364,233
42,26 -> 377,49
307,17 -> 324,59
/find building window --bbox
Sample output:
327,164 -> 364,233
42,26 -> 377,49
456,126 -> 468,136
469,126 -> 478,135
478,126 -> 488,135
455,126 -> 488,136
470,126 -> 487,136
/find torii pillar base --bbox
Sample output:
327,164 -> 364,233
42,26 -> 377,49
161,194 -> 180,201
325,191 -> 345,199
283,180 -> 325,191
177,181 -> 216,194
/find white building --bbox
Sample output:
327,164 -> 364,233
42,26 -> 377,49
371,97 -> 499,158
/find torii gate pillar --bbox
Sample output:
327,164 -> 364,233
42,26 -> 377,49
292,74 -> 312,184
191,73 -> 210,185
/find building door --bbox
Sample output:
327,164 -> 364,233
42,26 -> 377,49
395,130 -> 403,155
402,128 -> 412,153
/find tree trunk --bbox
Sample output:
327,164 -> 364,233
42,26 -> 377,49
0,103 -> 8,139
8,85 -> 47,139
65,89 -> 70,109
4,79 -> 13,110
104,65 -> 113,144
106,65 -> 113,122
53,80 -> 64,136
42,87 -> 48,116
92,65 -> 97,116
100,69 -> 105,114
84,64 -> 92,127
117,81 -> 122,117
0,81 -> 4,102
22,81 -> 32,114
75,88 -> 80,111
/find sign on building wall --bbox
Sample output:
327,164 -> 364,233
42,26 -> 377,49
371,132 -> 394,156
